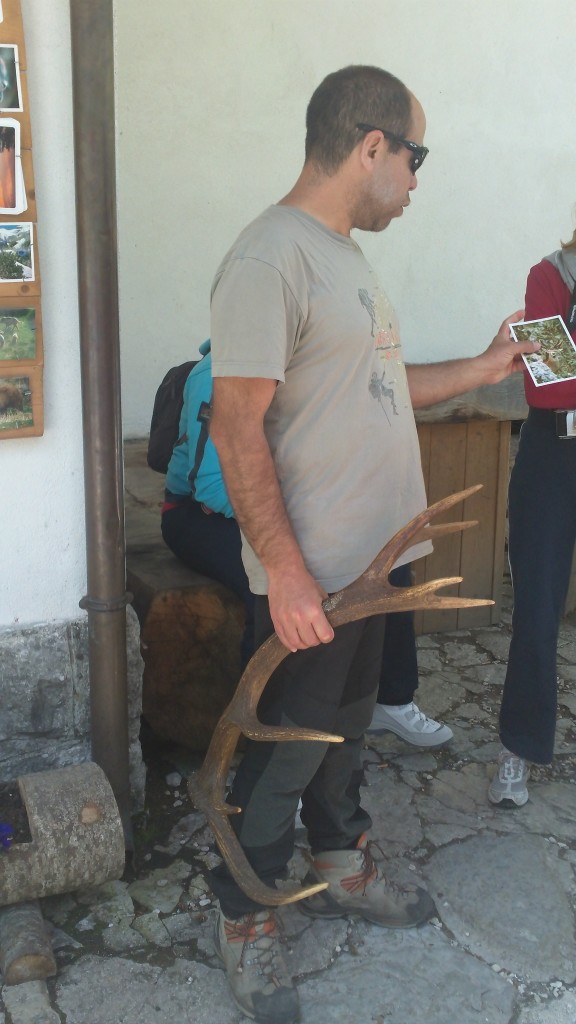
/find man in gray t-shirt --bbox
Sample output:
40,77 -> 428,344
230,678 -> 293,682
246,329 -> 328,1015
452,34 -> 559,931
207,66 -> 535,1024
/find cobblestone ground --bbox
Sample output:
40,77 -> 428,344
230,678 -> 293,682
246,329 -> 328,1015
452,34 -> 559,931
2,574 -> 576,1024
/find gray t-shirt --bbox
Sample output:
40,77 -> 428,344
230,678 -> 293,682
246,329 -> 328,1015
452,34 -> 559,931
211,205 -> 431,595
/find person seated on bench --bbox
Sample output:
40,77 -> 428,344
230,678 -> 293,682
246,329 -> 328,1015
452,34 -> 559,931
161,341 -> 453,747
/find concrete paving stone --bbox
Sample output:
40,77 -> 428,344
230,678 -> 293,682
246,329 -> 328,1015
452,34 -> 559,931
55,955 -> 243,1024
297,923 -> 515,1024
283,913 -> 350,975
414,672 -> 466,714
452,701 -> 493,723
131,909 -> 172,946
414,647 -> 444,672
2,980 -> 61,1024
75,879 -> 131,907
127,859 -> 190,913
163,909 -> 207,944
518,991 -> 576,1023
442,642 -> 491,667
154,810 -> 206,855
361,775 -> 425,849
558,690 -> 576,715
102,920 -> 147,952
85,890 -> 135,925
473,630 -> 512,661
464,660 -> 507,688
500,782 -> 576,842
365,752 -> 437,776
555,640 -> 576,663
424,823 -> 477,846
424,834 -> 576,981
423,763 -> 490,816
416,634 -> 441,649
49,926 -> 84,950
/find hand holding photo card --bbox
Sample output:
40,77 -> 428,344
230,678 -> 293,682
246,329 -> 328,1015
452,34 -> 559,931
509,316 -> 576,387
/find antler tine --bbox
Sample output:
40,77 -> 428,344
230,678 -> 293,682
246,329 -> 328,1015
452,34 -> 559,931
189,482 -> 491,908
359,484 -> 483,584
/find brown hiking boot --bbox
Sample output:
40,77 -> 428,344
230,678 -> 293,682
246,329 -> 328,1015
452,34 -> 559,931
299,833 -> 435,928
214,908 -> 300,1022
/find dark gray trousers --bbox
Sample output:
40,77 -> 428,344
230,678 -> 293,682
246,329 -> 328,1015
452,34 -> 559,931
209,599 -> 386,918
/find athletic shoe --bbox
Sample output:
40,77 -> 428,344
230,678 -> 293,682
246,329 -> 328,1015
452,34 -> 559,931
488,747 -> 530,807
366,701 -> 453,747
214,908 -> 300,1023
299,833 -> 435,928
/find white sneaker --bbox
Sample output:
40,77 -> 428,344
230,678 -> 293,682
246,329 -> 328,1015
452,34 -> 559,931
366,701 -> 453,747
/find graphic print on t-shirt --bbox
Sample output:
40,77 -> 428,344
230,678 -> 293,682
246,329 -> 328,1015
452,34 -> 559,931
359,285 -> 402,424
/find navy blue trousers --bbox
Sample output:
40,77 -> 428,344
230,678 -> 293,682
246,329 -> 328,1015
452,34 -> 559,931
161,500 -> 255,667
500,408 -> 576,764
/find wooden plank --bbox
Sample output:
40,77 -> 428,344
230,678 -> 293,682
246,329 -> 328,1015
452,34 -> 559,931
0,1 -> 26,58
457,421 -> 509,628
414,422 -> 468,633
413,423 -> 431,636
413,420 -> 510,635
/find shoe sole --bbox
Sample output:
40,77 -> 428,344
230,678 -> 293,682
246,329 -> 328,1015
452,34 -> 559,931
365,724 -> 453,748
488,790 -> 529,807
298,893 -> 435,929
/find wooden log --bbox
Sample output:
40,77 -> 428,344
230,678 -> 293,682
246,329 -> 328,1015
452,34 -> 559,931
127,548 -> 245,750
0,762 -> 125,907
0,900 -> 56,985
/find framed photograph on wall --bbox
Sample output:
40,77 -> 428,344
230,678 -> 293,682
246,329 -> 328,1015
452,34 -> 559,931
0,221 -> 33,281
0,303 -> 38,361
0,364 -> 42,437
0,118 -> 25,214
0,44 -> 22,111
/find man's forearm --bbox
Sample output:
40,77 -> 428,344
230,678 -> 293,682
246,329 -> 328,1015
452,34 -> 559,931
218,435 -> 304,575
407,354 -> 490,409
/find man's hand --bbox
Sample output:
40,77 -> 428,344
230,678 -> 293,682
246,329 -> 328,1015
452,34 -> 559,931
267,563 -> 334,653
477,309 -> 539,384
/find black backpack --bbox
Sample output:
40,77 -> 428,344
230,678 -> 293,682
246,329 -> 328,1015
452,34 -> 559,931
147,360 -> 198,473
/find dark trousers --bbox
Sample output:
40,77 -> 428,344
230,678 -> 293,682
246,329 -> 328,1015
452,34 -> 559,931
209,598 -> 386,918
162,500 -> 418,699
161,500 -> 255,667
500,408 -> 576,764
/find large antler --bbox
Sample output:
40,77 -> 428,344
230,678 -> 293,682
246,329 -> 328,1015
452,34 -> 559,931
188,484 -> 491,905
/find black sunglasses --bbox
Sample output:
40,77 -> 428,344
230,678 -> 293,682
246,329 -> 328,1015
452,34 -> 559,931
356,122 -> 429,174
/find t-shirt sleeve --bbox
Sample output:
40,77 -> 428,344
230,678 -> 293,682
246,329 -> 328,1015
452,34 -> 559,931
210,257 -> 304,381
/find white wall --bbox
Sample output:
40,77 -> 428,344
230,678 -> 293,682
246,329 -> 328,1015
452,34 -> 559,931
2,0 -> 574,627
0,0 -> 85,626
116,0 -> 576,437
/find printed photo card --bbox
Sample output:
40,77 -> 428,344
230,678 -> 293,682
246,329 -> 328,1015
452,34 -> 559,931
509,315 -> 576,387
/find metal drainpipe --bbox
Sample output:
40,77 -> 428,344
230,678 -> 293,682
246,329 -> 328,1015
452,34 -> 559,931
69,0 -> 133,847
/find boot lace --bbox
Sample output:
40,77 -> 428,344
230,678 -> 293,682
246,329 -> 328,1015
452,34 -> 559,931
225,912 -> 289,980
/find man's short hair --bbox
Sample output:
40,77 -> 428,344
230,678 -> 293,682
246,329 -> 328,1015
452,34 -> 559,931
305,65 -> 412,174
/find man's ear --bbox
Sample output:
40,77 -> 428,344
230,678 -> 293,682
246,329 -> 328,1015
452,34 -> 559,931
358,130 -> 383,170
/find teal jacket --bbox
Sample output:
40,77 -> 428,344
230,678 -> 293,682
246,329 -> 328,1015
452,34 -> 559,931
165,340 -> 234,517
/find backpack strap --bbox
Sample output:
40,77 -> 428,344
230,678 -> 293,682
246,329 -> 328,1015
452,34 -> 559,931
189,399 -> 212,499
